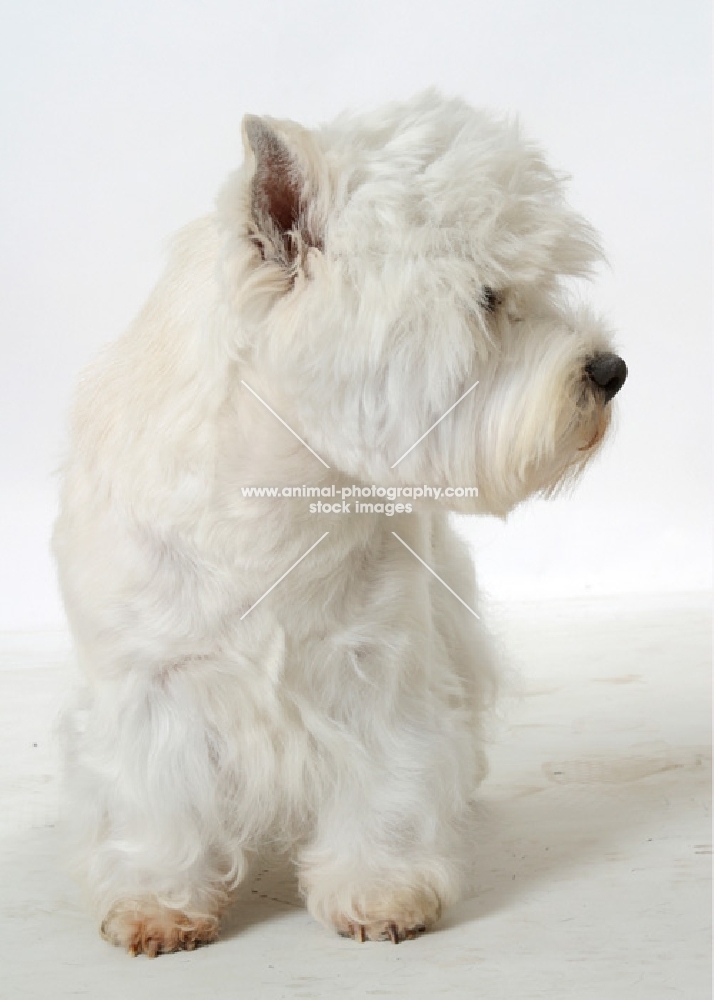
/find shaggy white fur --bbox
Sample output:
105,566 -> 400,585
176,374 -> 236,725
53,90 -> 625,954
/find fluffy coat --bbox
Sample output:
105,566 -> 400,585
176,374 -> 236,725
53,90 -> 623,953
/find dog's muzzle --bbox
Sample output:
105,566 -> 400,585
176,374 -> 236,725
585,352 -> 627,403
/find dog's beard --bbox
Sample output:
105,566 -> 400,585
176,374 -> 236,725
471,362 -> 612,515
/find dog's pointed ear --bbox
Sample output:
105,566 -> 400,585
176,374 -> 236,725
242,115 -> 323,265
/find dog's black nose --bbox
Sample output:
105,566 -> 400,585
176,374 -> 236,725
585,353 -> 627,403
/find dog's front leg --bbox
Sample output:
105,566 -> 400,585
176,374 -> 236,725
62,662 -> 247,956
296,716 -> 469,943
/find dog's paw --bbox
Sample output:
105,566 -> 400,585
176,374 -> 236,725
101,902 -> 219,957
323,886 -> 442,944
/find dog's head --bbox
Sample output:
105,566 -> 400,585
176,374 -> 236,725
218,91 -> 625,516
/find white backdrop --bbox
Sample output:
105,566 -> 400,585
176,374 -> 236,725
0,0 -> 711,630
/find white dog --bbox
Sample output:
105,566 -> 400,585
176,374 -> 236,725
53,91 -> 626,955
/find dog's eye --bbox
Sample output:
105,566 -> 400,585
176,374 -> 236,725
481,287 -> 502,313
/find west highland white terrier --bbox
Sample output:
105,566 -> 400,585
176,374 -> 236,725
53,91 -> 626,955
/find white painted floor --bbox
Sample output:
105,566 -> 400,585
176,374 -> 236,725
1,594 -> 711,999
